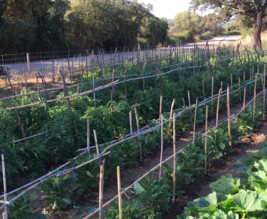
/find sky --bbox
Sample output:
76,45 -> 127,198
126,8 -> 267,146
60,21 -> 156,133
138,0 -> 192,20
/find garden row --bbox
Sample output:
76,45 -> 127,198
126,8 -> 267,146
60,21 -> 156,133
0,48 -> 265,217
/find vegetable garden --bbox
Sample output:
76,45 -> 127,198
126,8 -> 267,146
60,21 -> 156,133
0,45 -> 267,218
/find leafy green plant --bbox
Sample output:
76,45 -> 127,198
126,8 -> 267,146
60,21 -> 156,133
40,175 -> 77,212
134,175 -> 171,218
9,193 -> 47,219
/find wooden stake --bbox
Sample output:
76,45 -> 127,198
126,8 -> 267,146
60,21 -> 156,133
263,65 -> 266,119
99,162 -> 105,219
1,154 -> 7,219
92,72 -> 96,106
172,113 -> 176,203
187,90 -> 191,107
216,88 -> 222,128
59,69 -> 71,110
111,69 -> 115,101
202,80 -> 205,99
159,95 -> 163,118
117,166 -> 123,219
159,114 -> 164,179
193,98 -> 198,144
134,107 -> 142,161
253,74 -> 258,121
129,111 -> 133,135
204,106 -> 208,175
87,119 -> 90,154
243,87 -> 246,109
227,86 -> 232,147
169,99 -> 176,128
211,76 -> 214,116
93,129 -> 99,155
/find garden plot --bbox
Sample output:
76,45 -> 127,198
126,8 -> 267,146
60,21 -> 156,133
0,46 -> 266,218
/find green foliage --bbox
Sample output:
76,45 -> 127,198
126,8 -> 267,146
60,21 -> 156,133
9,193 -> 47,219
134,175 -> 171,218
40,175 -> 77,211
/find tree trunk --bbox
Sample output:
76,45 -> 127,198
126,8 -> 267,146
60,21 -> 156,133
253,11 -> 264,50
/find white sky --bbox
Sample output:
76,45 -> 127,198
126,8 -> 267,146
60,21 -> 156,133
138,0 -> 192,19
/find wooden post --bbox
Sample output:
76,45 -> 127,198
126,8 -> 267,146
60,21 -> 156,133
117,166 -> 123,219
93,129 -> 99,155
1,154 -> 8,219
172,113 -> 176,203
187,90 -> 191,107
92,72 -> 96,106
263,65 -> 266,119
216,88 -> 222,128
227,86 -> 232,147
202,80 -> 205,99
220,81 -> 223,90
159,95 -> 163,118
169,99 -> 175,128
253,74 -> 258,121
193,98 -> 198,144
99,162 -> 105,219
111,69 -> 115,102
211,76 -> 214,116
26,52 -> 30,73
129,111 -> 133,135
204,106 -> 208,175
241,77 -> 242,101
243,87 -> 246,109
159,114 -> 164,179
182,97 -> 186,108
87,119 -> 90,154
134,107 -> 142,161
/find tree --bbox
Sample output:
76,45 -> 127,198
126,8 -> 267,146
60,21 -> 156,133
191,0 -> 267,49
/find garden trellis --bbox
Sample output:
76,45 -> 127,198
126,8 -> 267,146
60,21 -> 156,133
0,44 -> 265,217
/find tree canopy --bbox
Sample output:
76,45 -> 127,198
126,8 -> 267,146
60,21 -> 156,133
191,0 -> 267,49
0,0 -> 169,53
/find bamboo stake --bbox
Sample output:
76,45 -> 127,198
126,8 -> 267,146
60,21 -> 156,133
159,114 -> 164,179
159,95 -> 163,118
169,99 -> 176,128
87,119 -> 90,154
1,154 -> 7,219
187,90 -> 191,107
92,72 -> 96,106
172,113 -> 176,203
263,65 -> 266,119
111,69 -> 115,101
134,107 -> 142,161
211,76 -> 214,116
99,162 -> 105,219
204,106 -> 208,175
241,77 -> 242,101
216,88 -> 222,128
253,74 -> 258,121
202,80 -> 205,99
129,111 -> 133,135
193,98 -> 198,144
117,166 -> 123,219
227,86 -> 232,147
93,129 -> 99,155
243,87 -> 246,109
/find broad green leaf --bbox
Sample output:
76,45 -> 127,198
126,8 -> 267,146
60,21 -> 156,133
210,174 -> 240,197
187,192 -> 218,213
134,183 -> 144,194
198,210 -> 239,219
232,190 -> 262,212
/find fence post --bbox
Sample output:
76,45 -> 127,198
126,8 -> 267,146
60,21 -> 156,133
26,53 -> 30,73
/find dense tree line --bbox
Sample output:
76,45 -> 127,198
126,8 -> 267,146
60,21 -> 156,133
0,0 -> 169,53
